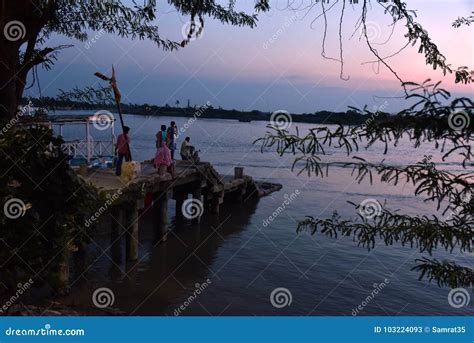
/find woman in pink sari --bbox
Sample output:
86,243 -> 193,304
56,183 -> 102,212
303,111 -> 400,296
154,138 -> 173,176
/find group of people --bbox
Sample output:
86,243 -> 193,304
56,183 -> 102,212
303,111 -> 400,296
154,121 -> 177,175
115,121 -> 198,177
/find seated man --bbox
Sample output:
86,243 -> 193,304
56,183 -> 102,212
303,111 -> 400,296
180,137 -> 191,160
180,137 -> 200,163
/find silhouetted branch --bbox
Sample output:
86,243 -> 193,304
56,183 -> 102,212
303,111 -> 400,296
298,206 -> 473,255
256,80 -> 473,287
58,86 -> 113,106
452,12 -> 474,28
413,258 -> 474,288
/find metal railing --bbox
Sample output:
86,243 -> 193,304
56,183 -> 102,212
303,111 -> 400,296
62,139 -> 114,160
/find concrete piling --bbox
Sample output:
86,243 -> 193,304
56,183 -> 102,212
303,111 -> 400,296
192,183 -> 202,225
125,201 -> 139,261
153,191 -> 169,241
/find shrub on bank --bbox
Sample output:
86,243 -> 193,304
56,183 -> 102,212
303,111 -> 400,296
0,126 -> 99,293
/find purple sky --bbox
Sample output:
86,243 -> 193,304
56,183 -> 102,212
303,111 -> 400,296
27,0 -> 473,113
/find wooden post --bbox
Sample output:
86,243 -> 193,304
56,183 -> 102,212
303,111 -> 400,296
86,122 -> 92,162
236,186 -> 246,203
56,249 -> 70,294
110,206 -> 124,263
203,191 -> 209,213
111,119 -> 116,155
72,241 -> 89,280
234,166 -> 244,179
153,191 -> 169,241
125,201 -> 139,261
174,190 -> 187,221
192,184 -> 202,225
209,193 -> 221,215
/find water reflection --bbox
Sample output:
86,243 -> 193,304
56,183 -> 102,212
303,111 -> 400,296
65,197 -> 259,315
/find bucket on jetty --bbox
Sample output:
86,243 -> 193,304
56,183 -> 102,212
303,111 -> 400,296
120,161 -> 141,183
79,164 -> 88,177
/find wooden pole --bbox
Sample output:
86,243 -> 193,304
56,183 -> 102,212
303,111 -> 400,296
125,202 -> 139,261
192,184 -> 202,225
174,190 -> 186,221
86,122 -> 91,162
110,206 -> 124,263
153,191 -> 169,241
94,67 -> 132,161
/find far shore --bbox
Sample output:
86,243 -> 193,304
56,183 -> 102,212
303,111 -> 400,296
24,98 -> 390,126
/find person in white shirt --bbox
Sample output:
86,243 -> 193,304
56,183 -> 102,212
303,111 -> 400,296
180,137 -> 191,160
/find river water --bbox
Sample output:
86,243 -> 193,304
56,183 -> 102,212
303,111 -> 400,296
57,112 -> 472,316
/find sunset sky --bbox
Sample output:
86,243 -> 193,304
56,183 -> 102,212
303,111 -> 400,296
28,0 -> 473,113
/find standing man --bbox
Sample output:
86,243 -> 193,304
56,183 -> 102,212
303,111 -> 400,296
167,121 -> 178,160
115,126 -> 131,176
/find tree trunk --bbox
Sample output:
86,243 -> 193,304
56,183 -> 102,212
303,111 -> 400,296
0,39 -> 20,120
0,0 -> 51,121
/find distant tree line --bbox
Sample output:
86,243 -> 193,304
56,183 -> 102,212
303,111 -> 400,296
23,96 -> 390,126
